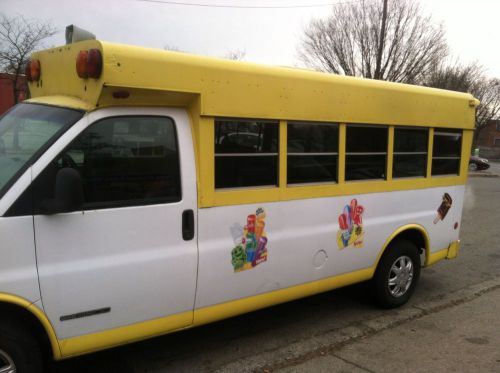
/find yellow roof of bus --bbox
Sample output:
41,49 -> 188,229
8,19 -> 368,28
28,40 -> 477,129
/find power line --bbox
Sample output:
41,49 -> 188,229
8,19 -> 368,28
135,0 -> 357,9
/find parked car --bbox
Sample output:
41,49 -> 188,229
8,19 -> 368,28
469,155 -> 490,171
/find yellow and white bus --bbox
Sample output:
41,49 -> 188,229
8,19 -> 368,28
0,31 -> 475,371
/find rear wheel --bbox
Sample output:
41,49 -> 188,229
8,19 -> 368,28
373,240 -> 421,308
469,162 -> 477,171
0,318 -> 43,373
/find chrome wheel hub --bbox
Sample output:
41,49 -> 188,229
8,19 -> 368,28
0,349 -> 16,373
388,255 -> 414,297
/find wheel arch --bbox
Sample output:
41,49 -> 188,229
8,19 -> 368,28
373,224 -> 430,272
0,293 -> 61,360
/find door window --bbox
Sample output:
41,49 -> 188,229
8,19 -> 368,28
34,116 -> 181,211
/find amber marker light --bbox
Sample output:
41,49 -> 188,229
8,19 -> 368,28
76,49 -> 103,79
76,50 -> 89,78
25,59 -> 41,82
87,49 -> 102,79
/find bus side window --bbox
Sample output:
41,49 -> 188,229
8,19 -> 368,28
287,122 -> 338,184
393,128 -> 428,178
431,130 -> 462,176
214,119 -> 279,189
345,125 -> 388,181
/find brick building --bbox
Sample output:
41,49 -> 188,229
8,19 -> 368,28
476,119 -> 500,159
0,73 -> 27,115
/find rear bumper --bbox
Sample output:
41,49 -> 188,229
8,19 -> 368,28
446,239 -> 460,259
425,240 -> 460,266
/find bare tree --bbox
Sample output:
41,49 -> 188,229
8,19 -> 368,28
164,44 -> 183,52
425,61 -> 483,92
224,49 -> 246,61
298,0 -> 448,84
425,61 -> 500,139
0,13 -> 56,103
475,79 -> 500,135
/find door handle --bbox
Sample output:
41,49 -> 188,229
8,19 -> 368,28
182,209 -> 195,241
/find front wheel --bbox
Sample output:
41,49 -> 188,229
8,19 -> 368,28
0,317 -> 43,373
373,240 -> 421,308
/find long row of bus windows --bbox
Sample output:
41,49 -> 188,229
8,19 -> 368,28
214,119 -> 462,189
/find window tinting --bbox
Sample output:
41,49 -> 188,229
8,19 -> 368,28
287,122 -> 338,184
287,123 -> 338,153
393,128 -> 428,178
215,119 -> 278,188
346,126 -> 387,153
432,158 -> 461,176
346,126 -> 387,181
34,116 -> 181,211
433,131 -> 461,157
432,130 -> 462,175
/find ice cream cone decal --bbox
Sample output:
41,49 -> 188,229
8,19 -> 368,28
337,199 -> 365,249
434,193 -> 452,224
231,208 -> 268,272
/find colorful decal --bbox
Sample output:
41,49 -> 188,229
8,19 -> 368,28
230,208 -> 268,272
433,193 -> 452,224
337,199 -> 365,249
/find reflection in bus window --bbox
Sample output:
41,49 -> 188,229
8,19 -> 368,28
393,128 -> 428,178
287,122 -> 338,184
215,119 -> 279,188
432,130 -> 462,175
36,116 -> 181,209
345,126 -> 387,181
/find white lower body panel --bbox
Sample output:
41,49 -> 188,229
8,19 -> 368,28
196,185 -> 464,309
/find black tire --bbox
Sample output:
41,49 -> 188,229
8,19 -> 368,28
373,239 -> 421,309
469,163 -> 478,171
0,317 -> 43,373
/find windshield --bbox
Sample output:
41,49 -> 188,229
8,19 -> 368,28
0,103 -> 83,198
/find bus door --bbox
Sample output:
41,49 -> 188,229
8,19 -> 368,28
33,108 -> 198,340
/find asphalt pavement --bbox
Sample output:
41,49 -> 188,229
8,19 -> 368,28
281,283 -> 500,373
53,162 -> 500,373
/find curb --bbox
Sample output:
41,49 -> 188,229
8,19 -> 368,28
214,277 -> 500,372
468,174 -> 498,178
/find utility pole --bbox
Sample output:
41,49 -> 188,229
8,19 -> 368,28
375,0 -> 388,80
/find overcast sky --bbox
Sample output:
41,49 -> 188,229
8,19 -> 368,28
2,0 -> 499,78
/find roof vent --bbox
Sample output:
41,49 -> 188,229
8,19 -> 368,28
65,25 -> 96,44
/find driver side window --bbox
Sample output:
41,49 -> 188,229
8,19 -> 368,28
34,116 -> 181,212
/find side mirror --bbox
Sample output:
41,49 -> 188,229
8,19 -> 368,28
41,168 -> 84,214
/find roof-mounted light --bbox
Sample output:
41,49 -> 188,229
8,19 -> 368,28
65,25 -> 96,44
76,49 -> 103,79
25,59 -> 41,82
